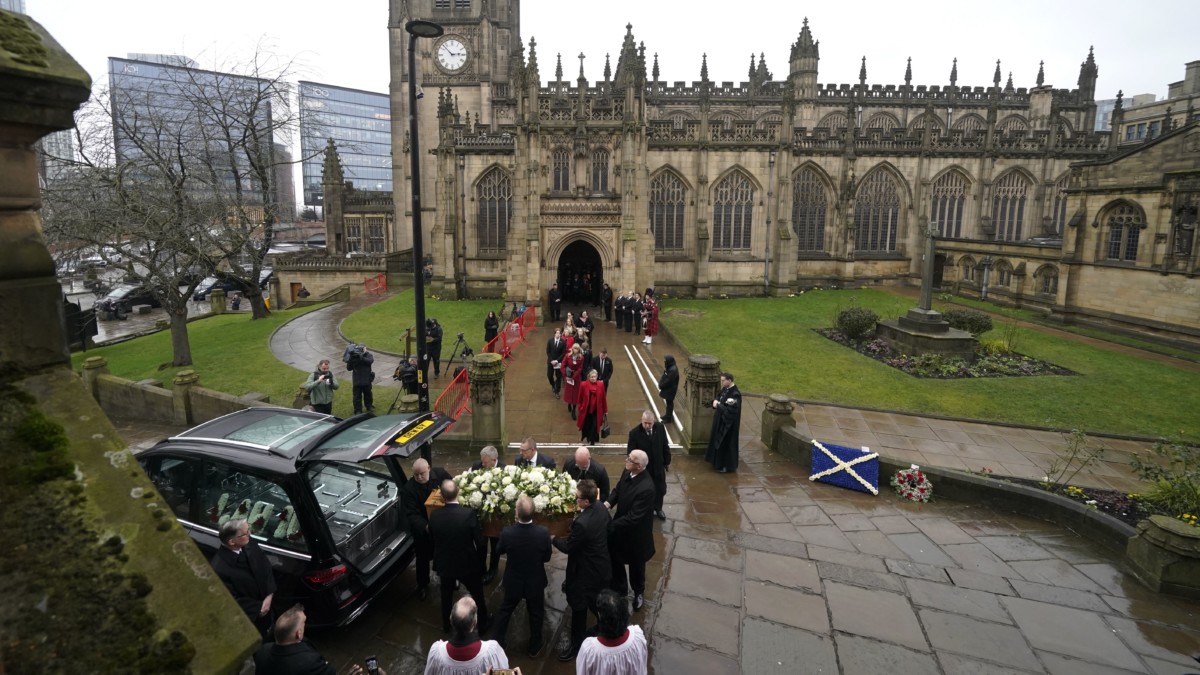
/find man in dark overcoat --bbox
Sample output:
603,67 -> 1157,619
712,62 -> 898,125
553,479 -> 611,662
563,446 -> 611,502
401,458 -> 453,600
591,348 -> 614,391
548,283 -> 562,321
470,445 -> 505,583
658,354 -> 680,424
626,411 -> 670,520
604,450 -> 656,613
211,518 -> 277,638
705,371 -> 742,472
488,495 -> 552,657
546,328 -> 567,398
429,479 -> 490,634
602,284 -> 613,322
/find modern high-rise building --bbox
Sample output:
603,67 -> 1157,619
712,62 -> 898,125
0,0 -> 26,14
298,81 -> 391,206
108,55 -> 290,211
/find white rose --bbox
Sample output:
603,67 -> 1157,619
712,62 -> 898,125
500,503 -> 511,513
481,483 -> 491,493
550,496 -> 562,507
540,484 -> 551,494
468,492 -> 483,507
533,494 -> 549,512
503,485 -> 519,501
504,465 -> 519,474
502,476 -> 513,485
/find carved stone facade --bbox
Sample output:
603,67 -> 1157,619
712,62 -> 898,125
386,1 -> 1198,342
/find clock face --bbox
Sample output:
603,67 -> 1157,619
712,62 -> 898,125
437,38 -> 468,72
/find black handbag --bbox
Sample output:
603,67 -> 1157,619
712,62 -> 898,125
601,413 -> 610,438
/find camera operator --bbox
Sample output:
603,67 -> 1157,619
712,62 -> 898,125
255,604 -> 387,675
396,356 -> 419,395
302,359 -> 339,414
426,318 -> 444,378
344,343 -> 376,415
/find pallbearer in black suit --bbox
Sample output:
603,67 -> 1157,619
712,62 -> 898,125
429,479 -> 490,634
470,445 -> 505,584
605,450 -> 656,613
401,458 -> 452,600
517,437 -> 556,469
546,328 -> 567,398
563,446 -> 611,502
488,495 -> 552,657
627,411 -> 671,520
553,479 -> 612,662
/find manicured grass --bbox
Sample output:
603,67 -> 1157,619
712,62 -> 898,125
661,289 -> 1200,439
340,290 -> 507,356
70,305 -> 347,415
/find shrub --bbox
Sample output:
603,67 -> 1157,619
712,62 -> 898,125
942,308 -> 993,336
979,338 -> 1010,355
836,307 -> 879,341
1131,437 -> 1200,518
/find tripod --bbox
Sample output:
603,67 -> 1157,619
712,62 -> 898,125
444,333 -> 474,375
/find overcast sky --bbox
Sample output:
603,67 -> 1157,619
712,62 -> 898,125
32,0 -> 1199,102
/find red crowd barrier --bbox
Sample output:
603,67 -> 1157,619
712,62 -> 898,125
363,273 -> 387,296
433,367 -> 470,419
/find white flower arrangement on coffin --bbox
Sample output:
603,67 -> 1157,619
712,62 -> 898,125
453,464 -> 578,521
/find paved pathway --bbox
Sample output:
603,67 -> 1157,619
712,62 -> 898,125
182,294 -> 1200,673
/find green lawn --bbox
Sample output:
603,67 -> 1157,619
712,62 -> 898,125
339,290 -> 506,356
70,305 -> 341,414
661,289 -> 1200,439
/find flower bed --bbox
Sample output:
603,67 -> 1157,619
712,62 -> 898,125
815,329 -> 1075,378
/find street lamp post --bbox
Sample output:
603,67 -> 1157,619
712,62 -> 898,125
406,19 -> 444,412
763,150 -> 776,297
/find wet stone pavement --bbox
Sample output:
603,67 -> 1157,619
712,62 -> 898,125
118,296 -> 1200,674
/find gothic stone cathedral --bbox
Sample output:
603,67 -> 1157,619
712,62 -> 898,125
369,0 -> 1200,344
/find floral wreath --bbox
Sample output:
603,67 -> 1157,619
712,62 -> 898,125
892,465 -> 933,503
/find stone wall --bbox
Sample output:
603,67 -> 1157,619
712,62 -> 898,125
82,358 -> 272,427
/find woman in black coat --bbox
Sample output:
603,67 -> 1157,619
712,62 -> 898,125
483,311 -> 500,351
658,354 -> 679,423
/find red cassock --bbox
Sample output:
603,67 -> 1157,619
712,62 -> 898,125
561,354 -> 586,405
575,379 -> 608,436
643,300 -> 660,337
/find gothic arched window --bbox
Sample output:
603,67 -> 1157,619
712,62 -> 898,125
712,171 -> 754,251
931,170 -> 969,238
649,171 -> 686,252
552,148 -> 570,191
998,115 -> 1029,134
792,167 -> 828,253
476,168 -> 512,253
854,170 -> 901,252
817,112 -> 848,131
992,172 -> 1031,241
1105,202 -> 1143,262
995,260 -> 1013,287
960,257 -> 976,283
591,149 -> 609,193
953,114 -> 986,134
865,112 -> 900,131
1036,265 -> 1059,294
1049,174 -> 1070,235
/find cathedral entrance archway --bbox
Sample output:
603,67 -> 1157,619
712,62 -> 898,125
557,240 -> 603,305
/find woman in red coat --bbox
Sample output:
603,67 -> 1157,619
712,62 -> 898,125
576,369 -> 608,444
641,292 -> 660,346
561,343 -> 587,419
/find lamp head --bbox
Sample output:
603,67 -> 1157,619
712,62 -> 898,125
406,20 -> 444,38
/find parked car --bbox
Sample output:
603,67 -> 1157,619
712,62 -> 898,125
101,282 -> 162,312
136,408 -> 452,627
193,269 -> 272,301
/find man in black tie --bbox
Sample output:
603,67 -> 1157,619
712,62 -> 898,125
401,458 -> 452,600
516,437 -> 556,470
488,495 -> 552,657
605,449 -> 656,613
470,445 -> 505,584
429,479 -> 490,634
563,446 -> 611,502
626,411 -> 671,520
546,328 -> 567,398
591,348 -> 614,391
210,518 -> 277,637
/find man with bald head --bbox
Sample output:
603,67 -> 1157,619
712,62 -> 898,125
430,479 -> 490,635
563,446 -> 610,502
517,437 -> 556,469
401,457 -> 452,600
488,495 -> 552,657
604,449 -> 657,612
470,445 -> 505,583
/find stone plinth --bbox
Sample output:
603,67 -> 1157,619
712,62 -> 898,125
1127,515 -> 1200,601
680,354 -> 721,454
877,308 -> 976,360
469,351 -> 506,448
761,394 -> 796,448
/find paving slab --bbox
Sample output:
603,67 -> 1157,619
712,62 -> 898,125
742,617 -> 838,674
826,581 -> 927,651
920,609 -> 1043,672
905,577 -> 1012,623
744,581 -> 829,634
745,549 -> 820,593
664,557 -> 742,607
653,592 -> 740,656
935,652 -> 1040,675
836,633 -> 941,675
1001,596 -> 1144,671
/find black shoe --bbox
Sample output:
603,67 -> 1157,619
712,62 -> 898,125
554,391 -> 560,400
557,643 -> 580,662
570,408 -> 576,420
716,467 -> 729,473
633,594 -> 645,611
660,416 -> 673,423
655,510 -> 667,520
527,641 -> 545,658
418,586 -> 428,601
482,571 -> 496,585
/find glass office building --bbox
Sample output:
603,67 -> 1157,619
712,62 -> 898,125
298,82 -> 391,206
108,56 -> 285,200
0,0 -> 26,13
